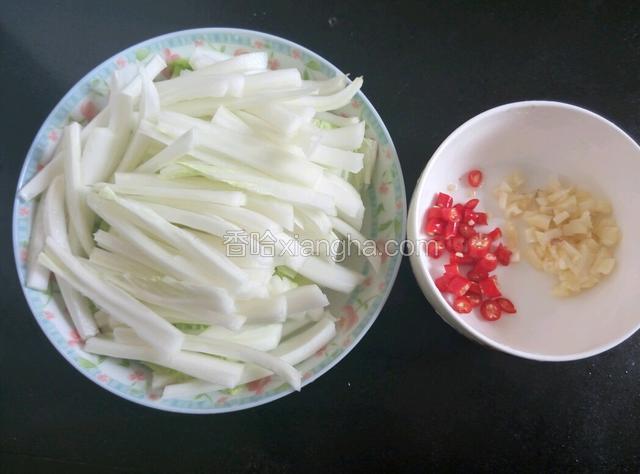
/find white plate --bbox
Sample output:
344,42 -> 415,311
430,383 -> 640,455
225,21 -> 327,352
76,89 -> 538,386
13,28 -> 406,412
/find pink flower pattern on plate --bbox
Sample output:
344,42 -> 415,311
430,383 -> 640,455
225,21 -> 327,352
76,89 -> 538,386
68,330 -> 81,347
268,57 -> 280,70
80,100 -> 98,121
253,40 -> 265,49
19,248 -> 27,263
376,238 -> 391,262
128,370 -> 145,382
234,48 -> 251,56
247,376 -> 271,395
216,395 -> 229,405
18,207 -> 29,217
314,344 -> 328,357
291,49 -> 301,59
378,182 -> 389,194
115,57 -> 127,69
194,39 -> 204,47
43,310 -> 54,320
337,305 -> 359,333
161,48 -> 182,78
48,129 -> 59,142
97,373 -> 110,383
163,48 -> 180,62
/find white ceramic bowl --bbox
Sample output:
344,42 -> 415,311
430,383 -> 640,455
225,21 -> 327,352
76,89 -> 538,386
409,101 -> 640,361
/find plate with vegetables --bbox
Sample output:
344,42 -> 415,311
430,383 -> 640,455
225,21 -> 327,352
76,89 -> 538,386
409,101 -> 639,361
13,28 -> 406,412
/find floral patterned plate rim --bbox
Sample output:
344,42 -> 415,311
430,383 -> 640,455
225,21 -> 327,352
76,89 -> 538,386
12,28 -> 406,413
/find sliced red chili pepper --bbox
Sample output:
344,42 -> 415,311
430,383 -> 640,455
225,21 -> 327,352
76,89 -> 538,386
468,233 -> 491,259
479,276 -> 502,298
429,186 -> 517,321
467,169 -> 483,188
435,192 -> 453,208
480,300 -> 501,320
444,263 -> 462,276
474,252 -> 498,273
440,207 -> 455,222
464,198 -> 480,210
487,227 -> 502,241
447,275 -> 471,297
427,207 -> 443,220
426,239 -> 445,258
451,235 -> 466,253
496,244 -> 513,266
435,274 -> 452,292
458,223 -> 477,239
467,269 -> 488,282
424,218 -> 445,236
444,220 -> 458,239
496,297 -> 517,314
467,281 -> 482,295
467,292 -> 482,307
444,238 -> 455,253
463,209 -> 488,226
475,212 -> 488,225
450,251 -> 474,264
441,204 -> 464,223
464,209 -> 478,223
453,296 -> 473,314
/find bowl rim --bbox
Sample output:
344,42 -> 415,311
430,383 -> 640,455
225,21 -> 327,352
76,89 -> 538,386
408,99 -> 640,362
12,27 -> 407,413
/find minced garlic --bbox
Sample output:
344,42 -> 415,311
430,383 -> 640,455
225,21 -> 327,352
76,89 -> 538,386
494,172 -> 620,296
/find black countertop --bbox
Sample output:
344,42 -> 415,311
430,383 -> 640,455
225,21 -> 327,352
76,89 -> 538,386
2,1 -> 640,472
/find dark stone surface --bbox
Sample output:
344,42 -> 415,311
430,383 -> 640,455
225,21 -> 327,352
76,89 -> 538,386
1,1 -> 639,472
